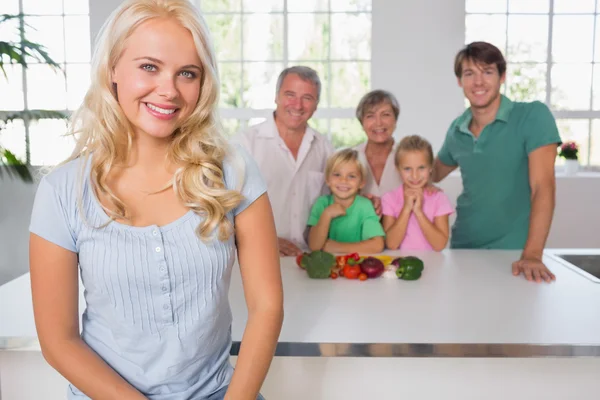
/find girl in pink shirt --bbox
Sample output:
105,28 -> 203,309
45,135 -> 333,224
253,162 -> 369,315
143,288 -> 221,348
382,135 -> 455,251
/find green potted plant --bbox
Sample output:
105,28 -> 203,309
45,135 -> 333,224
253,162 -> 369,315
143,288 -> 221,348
0,13 -> 67,182
558,141 -> 579,176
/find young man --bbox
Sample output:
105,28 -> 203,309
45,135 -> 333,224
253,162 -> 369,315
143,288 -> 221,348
433,41 -> 561,283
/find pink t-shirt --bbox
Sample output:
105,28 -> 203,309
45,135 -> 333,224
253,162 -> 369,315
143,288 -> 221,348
381,186 -> 455,250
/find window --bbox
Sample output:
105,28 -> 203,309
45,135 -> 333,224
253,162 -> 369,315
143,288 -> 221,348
0,0 -> 90,166
466,0 -> 600,167
198,0 -> 372,147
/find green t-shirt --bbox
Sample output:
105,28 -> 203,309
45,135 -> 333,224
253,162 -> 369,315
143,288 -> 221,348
437,95 -> 561,249
307,195 -> 385,243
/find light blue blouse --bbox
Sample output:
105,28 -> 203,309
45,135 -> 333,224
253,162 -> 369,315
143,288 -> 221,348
29,145 -> 266,400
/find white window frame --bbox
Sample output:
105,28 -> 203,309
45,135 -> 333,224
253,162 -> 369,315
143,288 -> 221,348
466,0 -> 600,169
197,0 -> 372,138
1,0 -> 89,165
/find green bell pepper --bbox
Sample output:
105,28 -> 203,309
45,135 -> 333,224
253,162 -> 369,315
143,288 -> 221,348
395,256 -> 424,281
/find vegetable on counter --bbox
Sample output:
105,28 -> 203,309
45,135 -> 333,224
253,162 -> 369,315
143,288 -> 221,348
382,268 -> 398,279
296,253 -> 308,269
302,252 -> 423,281
342,264 -> 362,279
359,257 -> 385,278
335,255 -> 348,267
372,255 -> 394,266
348,252 -> 360,261
303,250 -> 337,279
392,256 -> 424,280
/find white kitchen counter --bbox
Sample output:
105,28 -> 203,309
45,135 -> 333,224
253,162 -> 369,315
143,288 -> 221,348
3,249 -> 600,400
2,249 -> 600,357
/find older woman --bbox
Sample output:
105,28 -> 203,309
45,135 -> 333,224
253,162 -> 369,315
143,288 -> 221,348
354,90 -> 402,197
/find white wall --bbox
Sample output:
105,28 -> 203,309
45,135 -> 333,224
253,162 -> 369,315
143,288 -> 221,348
372,0 -> 466,150
89,0 -> 122,43
1,0 -> 599,285
437,174 -> 600,250
0,169 -> 38,285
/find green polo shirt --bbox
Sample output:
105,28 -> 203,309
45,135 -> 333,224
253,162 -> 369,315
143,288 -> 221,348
307,195 -> 385,243
438,95 -> 561,249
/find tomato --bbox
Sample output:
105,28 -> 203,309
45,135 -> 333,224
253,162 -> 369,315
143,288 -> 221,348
359,273 -> 368,281
330,272 -> 338,279
296,254 -> 306,269
343,265 -> 361,279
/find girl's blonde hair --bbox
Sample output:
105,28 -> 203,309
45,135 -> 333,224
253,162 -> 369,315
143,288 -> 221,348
325,148 -> 367,182
64,0 -> 242,241
394,135 -> 434,168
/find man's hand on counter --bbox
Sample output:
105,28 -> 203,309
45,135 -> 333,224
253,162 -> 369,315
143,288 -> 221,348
278,237 -> 303,256
512,256 -> 556,283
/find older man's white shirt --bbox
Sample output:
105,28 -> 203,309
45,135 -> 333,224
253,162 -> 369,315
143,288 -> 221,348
233,114 -> 334,248
354,141 -> 401,198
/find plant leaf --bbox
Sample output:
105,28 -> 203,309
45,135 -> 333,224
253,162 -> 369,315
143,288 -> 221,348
20,40 -> 62,71
0,109 -> 68,123
0,14 -> 64,74
0,148 -> 33,182
0,14 -> 24,24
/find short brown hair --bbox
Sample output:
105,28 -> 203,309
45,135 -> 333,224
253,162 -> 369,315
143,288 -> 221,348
355,90 -> 400,123
454,41 -> 506,78
394,135 -> 434,168
325,148 -> 367,182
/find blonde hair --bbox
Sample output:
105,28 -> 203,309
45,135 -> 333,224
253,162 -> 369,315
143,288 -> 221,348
64,0 -> 242,241
325,148 -> 367,182
394,135 -> 434,168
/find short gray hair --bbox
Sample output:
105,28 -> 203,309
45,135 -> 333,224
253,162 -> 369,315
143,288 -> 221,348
275,66 -> 321,102
355,90 -> 400,123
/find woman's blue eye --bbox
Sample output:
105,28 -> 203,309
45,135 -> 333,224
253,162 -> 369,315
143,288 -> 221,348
180,70 -> 196,79
141,64 -> 157,72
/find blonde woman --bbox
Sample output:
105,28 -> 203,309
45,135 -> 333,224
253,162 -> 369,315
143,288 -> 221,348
28,1 -> 282,399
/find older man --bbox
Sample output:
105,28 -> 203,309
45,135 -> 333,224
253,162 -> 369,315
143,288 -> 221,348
234,66 -> 334,256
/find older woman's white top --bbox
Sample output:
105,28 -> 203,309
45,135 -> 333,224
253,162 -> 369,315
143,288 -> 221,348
354,141 -> 402,198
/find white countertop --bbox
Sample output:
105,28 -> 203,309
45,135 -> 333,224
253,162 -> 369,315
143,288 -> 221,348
2,249 -> 600,356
